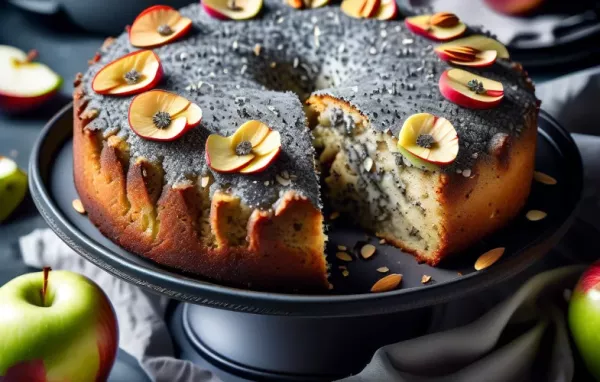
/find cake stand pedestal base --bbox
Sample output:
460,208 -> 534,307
169,303 -> 433,381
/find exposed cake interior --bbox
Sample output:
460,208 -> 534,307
308,97 -> 443,263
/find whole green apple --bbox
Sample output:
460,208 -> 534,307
569,262 -> 600,379
0,156 -> 28,223
0,268 -> 118,381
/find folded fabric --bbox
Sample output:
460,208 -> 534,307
341,266 -> 583,381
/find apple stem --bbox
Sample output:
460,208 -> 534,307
41,266 -> 51,307
25,49 -> 38,63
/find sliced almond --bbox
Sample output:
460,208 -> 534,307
370,273 -> 402,293
379,238 -> 386,244
526,210 -> 547,221
421,275 -> 432,284
338,265 -> 347,270
330,211 -> 340,220
376,266 -> 389,273
253,44 -> 262,56
72,199 -> 86,214
360,244 -> 376,259
533,171 -> 557,185
342,270 -> 350,277
474,247 -> 505,271
337,245 -> 347,251
336,252 -> 353,262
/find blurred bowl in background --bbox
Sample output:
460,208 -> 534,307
8,0 -> 192,35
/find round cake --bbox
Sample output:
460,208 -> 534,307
73,1 -> 539,291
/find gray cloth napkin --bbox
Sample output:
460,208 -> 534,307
18,67 -> 600,381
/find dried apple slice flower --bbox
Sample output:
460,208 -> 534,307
129,5 -> 192,48
128,90 -> 202,141
206,120 -> 282,174
439,68 -> 504,109
397,113 -> 459,166
92,50 -> 163,96
405,12 -> 466,41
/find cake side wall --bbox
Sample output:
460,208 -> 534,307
73,85 -> 328,291
435,108 -> 538,260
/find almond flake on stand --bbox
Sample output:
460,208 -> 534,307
533,171 -> 557,185
72,199 -> 86,214
376,266 -> 389,273
342,270 -> 350,277
371,273 -> 402,293
336,252 -> 353,262
526,210 -> 547,221
421,275 -> 432,284
474,247 -> 505,270
337,245 -> 347,251
360,244 -> 376,259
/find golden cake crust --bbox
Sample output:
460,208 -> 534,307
73,87 -> 328,291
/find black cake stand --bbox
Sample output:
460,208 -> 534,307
29,104 -> 582,381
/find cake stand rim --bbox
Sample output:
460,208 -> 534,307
28,103 -> 583,317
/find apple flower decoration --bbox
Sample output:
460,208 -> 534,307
287,0 -> 329,10
439,68 -> 504,109
206,120 -> 282,174
341,0 -> 397,20
92,50 -> 163,96
435,35 -> 510,68
129,5 -> 192,48
203,0 -> 264,20
405,12 -> 466,41
128,90 -> 202,141
397,113 -> 459,167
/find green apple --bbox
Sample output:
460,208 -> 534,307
0,268 -> 119,381
0,45 -> 62,113
569,262 -> 600,379
0,156 -> 28,223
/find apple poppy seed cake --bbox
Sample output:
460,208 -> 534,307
73,1 -> 538,290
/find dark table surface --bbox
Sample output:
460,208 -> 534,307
1,1 -> 600,381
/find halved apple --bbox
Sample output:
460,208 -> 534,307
0,46 -> 62,113
92,50 -> 163,96
202,0 -> 263,20
129,5 -> 192,48
206,120 -> 282,174
439,68 -> 504,109
405,12 -> 466,41
397,113 -> 458,165
437,35 -> 510,59
374,0 -> 398,20
128,90 -> 202,141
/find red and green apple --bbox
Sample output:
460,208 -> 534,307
0,46 -> 62,113
0,156 -> 28,223
569,262 -> 600,380
0,268 -> 118,381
